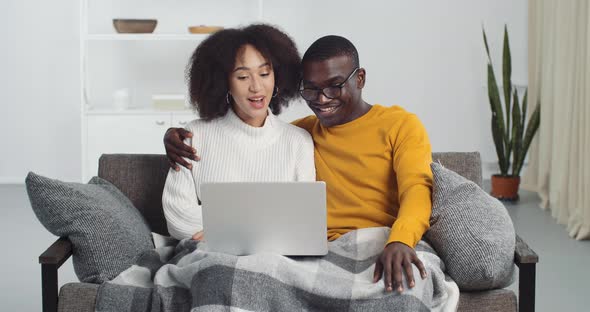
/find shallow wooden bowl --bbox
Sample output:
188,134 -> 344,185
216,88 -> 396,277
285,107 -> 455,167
188,25 -> 224,34
113,19 -> 158,34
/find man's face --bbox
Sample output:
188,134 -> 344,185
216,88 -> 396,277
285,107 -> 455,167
301,55 -> 365,127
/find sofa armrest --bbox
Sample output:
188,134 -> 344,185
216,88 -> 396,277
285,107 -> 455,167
39,237 -> 73,312
39,237 -> 72,266
514,235 -> 538,312
515,235 -> 539,264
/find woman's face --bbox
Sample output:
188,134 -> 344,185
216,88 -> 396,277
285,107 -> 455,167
228,44 -> 275,127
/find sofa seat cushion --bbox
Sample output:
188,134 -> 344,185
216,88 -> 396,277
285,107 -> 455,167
458,289 -> 517,312
58,283 -> 100,312
55,282 -> 517,312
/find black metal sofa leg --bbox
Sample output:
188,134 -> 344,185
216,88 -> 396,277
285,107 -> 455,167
42,264 -> 58,312
518,263 -> 536,312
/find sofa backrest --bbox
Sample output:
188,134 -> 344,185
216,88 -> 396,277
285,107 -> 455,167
431,152 -> 482,187
98,154 -> 170,235
98,152 -> 482,236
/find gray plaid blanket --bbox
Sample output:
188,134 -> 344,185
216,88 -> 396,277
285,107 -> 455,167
96,227 -> 458,311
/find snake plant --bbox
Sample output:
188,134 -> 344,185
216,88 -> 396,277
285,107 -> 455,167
483,26 -> 540,177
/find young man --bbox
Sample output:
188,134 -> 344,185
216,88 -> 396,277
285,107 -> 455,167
164,35 -> 433,294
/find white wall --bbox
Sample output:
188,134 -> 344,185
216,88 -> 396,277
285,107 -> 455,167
0,0 -> 81,183
268,0 -> 529,178
0,0 -> 527,183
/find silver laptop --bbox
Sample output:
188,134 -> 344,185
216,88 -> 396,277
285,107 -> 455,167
201,182 -> 328,256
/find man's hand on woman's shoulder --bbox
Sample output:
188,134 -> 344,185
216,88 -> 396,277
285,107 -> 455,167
164,127 -> 199,170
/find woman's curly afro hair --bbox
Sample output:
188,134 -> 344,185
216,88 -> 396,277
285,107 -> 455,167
186,24 -> 302,120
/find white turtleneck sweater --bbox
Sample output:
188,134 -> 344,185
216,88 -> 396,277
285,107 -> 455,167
162,108 -> 316,240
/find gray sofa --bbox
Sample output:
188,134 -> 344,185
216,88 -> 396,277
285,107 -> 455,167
39,152 -> 538,312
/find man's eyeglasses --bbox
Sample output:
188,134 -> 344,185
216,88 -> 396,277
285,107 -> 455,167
299,67 -> 359,101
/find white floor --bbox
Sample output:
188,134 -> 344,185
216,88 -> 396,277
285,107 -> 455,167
0,184 -> 588,311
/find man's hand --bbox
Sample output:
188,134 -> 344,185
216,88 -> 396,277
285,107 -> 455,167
192,231 -> 204,241
164,127 -> 199,171
373,242 -> 427,292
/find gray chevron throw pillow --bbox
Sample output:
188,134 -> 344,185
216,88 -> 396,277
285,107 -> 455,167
26,172 -> 154,283
425,163 -> 515,291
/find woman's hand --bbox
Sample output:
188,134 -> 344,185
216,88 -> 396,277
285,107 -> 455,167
192,231 -> 204,241
164,127 -> 199,170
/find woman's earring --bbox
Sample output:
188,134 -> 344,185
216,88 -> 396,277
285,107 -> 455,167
272,86 -> 279,98
226,92 -> 231,105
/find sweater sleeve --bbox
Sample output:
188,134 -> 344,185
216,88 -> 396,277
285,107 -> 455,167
387,114 -> 433,248
161,137 -> 203,240
295,131 -> 316,182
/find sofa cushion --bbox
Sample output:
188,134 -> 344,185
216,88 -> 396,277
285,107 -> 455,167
58,283 -> 100,312
26,172 -> 154,283
457,289 -> 517,312
425,163 -> 515,291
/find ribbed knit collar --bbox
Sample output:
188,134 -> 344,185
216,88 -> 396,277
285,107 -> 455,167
321,104 -> 380,133
221,107 -> 278,143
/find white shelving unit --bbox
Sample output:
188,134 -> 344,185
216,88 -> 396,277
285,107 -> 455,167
80,0 -> 264,181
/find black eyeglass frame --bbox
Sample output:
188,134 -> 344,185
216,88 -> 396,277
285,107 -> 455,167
299,67 -> 360,101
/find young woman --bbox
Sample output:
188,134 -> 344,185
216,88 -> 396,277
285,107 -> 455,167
162,24 -> 315,241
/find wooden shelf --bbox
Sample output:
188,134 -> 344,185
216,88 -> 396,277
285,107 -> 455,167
85,108 -> 194,115
87,34 -> 209,41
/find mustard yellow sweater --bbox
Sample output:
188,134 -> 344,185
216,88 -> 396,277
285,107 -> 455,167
292,105 -> 433,248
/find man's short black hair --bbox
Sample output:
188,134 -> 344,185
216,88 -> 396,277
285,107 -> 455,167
302,35 -> 359,68
186,24 -> 301,120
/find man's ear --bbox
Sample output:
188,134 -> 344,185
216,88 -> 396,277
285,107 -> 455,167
356,68 -> 366,89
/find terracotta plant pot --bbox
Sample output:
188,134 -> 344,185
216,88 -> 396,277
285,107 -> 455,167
490,175 -> 521,201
